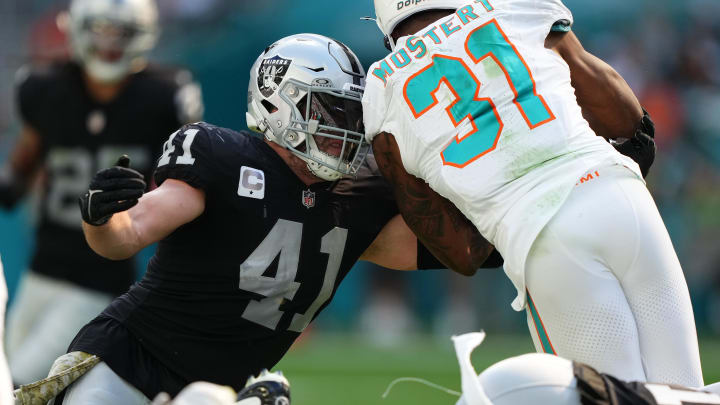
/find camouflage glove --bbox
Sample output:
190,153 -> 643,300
78,155 -> 146,226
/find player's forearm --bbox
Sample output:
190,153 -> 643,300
0,125 -> 43,208
372,133 -> 492,276
82,211 -> 143,260
571,55 -> 642,138
360,214 -> 418,271
402,198 -> 490,276
551,32 -> 642,139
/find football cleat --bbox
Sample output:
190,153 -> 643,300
236,369 -> 291,405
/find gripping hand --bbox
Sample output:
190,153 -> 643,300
613,110 -> 656,178
79,155 -> 146,226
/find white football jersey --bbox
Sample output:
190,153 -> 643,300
363,0 -> 642,310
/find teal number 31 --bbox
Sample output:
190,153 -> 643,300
404,19 -> 555,168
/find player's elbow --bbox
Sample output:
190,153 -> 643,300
100,251 -> 134,261
452,263 -> 479,277
86,239 -> 136,261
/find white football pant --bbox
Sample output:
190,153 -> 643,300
523,164 -> 702,387
64,363 -> 238,405
5,272 -> 112,385
63,361 -> 150,405
0,257 -> 14,404
162,382 -> 236,405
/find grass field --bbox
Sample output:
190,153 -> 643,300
275,333 -> 720,405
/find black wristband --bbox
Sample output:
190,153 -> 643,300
417,240 -> 505,270
416,240 -> 446,270
480,249 -> 504,268
0,176 -> 25,209
638,108 -> 655,139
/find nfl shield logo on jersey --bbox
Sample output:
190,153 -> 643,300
302,190 -> 315,209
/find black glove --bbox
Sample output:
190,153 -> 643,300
78,155 -> 146,226
613,110 -> 656,178
0,177 -> 24,210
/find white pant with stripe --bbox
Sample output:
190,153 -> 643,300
5,272 -> 112,385
523,164 -> 703,387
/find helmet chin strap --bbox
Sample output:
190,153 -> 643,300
303,133 -> 343,181
361,16 -> 396,51
84,57 -> 132,84
385,35 -> 396,51
307,161 -> 341,182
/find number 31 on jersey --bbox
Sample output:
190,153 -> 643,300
404,19 -> 555,168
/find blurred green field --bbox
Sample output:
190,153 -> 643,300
276,333 -> 720,405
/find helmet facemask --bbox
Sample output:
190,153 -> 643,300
279,79 -> 368,181
247,34 -> 370,182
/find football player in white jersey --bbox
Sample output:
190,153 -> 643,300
363,0 -> 703,387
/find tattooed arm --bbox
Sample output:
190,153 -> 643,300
371,132 -> 494,276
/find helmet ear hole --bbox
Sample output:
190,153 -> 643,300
261,99 -> 278,114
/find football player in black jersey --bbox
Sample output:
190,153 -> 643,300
60,34 -> 490,404
0,0 -> 203,385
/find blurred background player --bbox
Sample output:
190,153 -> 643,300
0,0 -> 203,385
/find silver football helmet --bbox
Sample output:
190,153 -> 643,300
68,0 -> 159,83
247,34 -> 368,181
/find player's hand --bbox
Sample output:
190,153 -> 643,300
78,155 -> 146,226
613,110 -> 656,178
613,131 -> 655,178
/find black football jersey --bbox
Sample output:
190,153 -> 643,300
76,123 -> 398,396
16,60 -> 202,295
574,362 -> 720,405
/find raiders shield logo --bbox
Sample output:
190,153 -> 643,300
302,190 -> 315,209
258,56 -> 292,97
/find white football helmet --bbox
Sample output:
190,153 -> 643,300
453,333 -> 580,405
373,0 -> 466,50
68,0 -> 159,83
247,34 -> 368,181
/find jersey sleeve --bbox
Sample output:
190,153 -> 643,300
362,66 -> 395,143
15,65 -> 46,129
540,0 -> 574,33
335,153 -> 399,238
154,123 -> 216,191
551,19 -> 572,32
508,0 -> 573,42
173,69 -> 204,125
